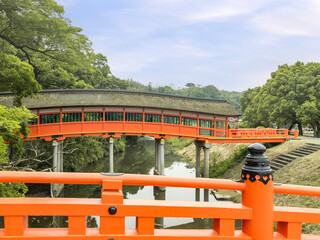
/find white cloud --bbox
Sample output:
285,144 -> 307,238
104,0 -> 268,39
104,41 -> 214,75
252,0 -> 320,37
167,44 -> 211,58
142,0 -> 269,23
183,1 -> 264,23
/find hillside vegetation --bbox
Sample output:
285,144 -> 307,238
128,81 -> 242,113
215,140 -> 320,234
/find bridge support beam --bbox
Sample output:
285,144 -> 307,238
154,138 -> 165,191
109,138 -> 114,173
194,141 -> 202,178
154,139 -> 160,174
203,143 -> 211,178
194,141 -> 212,178
154,139 -> 165,176
159,139 -> 165,175
51,140 -> 64,197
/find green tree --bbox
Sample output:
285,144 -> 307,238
185,83 -> 196,88
127,79 -> 242,111
240,87 -> 261,113
158,85 -> 175,94
0,106 -> 35,197
0,52 -> 41,106
0,106 -> 36,163
241,62 -> 320,135
96,75 -> 129,90
0,0 -> 113,96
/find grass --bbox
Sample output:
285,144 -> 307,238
166,138 -> 193,150
207,144 -> 248,178
212,140 -> 320,235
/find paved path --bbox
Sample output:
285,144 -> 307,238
299,136 -> 320,142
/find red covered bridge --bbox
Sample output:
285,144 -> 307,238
0,89 -> 298,143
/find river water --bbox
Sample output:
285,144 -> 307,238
62,138 -> 217,229
3,138 -> 240,229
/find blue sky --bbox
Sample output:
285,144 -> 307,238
58,0 -> 320,91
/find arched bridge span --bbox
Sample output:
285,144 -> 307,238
0,90 -> 297,143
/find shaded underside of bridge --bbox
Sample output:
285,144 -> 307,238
0,90 -> 292,143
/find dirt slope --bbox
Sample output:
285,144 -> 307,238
178,142 -> 250,164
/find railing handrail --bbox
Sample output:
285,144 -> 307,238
0,171 -> 319,197
0,171 -> 245,191
0,171 -> 319,239
274,184 -> 320,197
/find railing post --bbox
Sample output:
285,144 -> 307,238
100,179 -> 125,235
294,129 -> 299,138
277,222 -> 302,239
284,129 -> 289,137
241,143 -> 274,240
4,216 -> 27,236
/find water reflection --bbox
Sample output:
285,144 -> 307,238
18,138 -> 220,229
154,186 -> 165,229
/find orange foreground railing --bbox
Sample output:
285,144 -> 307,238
0,171 -> 319,240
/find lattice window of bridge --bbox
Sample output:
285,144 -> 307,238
105,112 -> 123,121
40,114 -> 60,124
125,112 -> 143,122
216,121 -> 226,129
28,117 -> 38,125
163,115 -> 180,124
181,117 -> 197,126
84,112 -> 103,121
216,120 -> 226,138
145,113 -> 162,123
62,113 -> 82,122
199,119 -> 213,136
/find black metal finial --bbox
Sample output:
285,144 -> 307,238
241,143 -> 273,184
248,142 -> 266,154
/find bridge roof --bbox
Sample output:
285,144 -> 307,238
0,89 -> 240,117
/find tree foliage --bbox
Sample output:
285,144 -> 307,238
0,182 -> 28,197
0,0 -> 128,105
127,80 -> 242,112
0,106 -> 34,197
241,62 -> 320,136
0,106 -> 36,163
0,53 -> 41,106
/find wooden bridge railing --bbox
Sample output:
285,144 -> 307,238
23,105 -> 299,143
0,143 -> 318,240
227,128 -> 299,139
